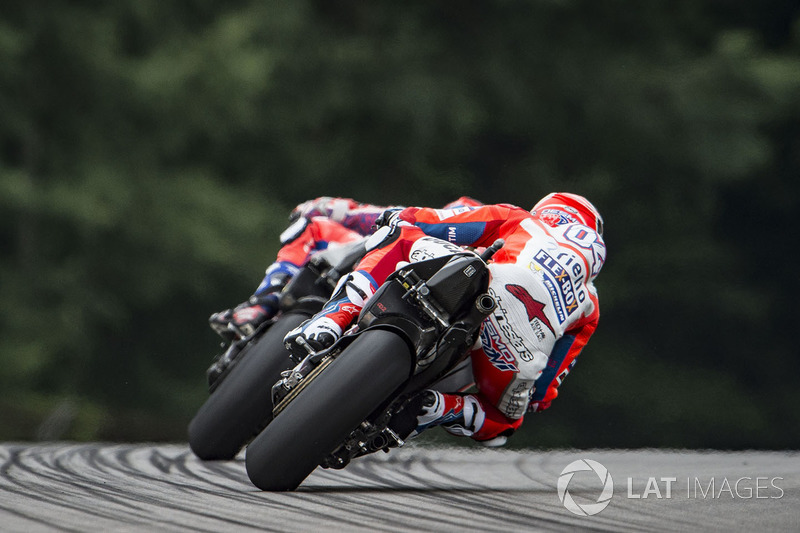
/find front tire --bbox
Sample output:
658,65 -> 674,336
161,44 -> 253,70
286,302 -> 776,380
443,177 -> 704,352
188,312 -> 309,460
245,329 -> 412,491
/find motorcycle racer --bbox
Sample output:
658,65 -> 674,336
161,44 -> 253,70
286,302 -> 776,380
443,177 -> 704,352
209,196 -> 483,340
284,193 -> 606,445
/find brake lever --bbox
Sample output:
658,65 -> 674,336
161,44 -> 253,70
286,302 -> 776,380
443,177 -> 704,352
480,239 -> 505,262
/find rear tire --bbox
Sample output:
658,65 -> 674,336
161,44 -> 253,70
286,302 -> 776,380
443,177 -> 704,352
245,329 -> 412,491
188,312 -> 309,460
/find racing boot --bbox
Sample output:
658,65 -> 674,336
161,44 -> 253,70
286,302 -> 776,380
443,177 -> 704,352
209,261 -> 297,341
283,270 -> 377,359
209,308 -> 237,341
209,294 -> 278,341
389,390 -> 486,439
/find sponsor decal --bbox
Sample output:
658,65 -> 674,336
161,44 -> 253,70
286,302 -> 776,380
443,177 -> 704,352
530,250 -> 580,323
447,226 -> 457,242
410,237 -> 462,262
505,380 -> 532,419
537,208 -> 580,227
410,249 -> 436,262
488,288 -> 534,362
480,316 -> 518,372
321,298 -> 361,316
505,284 -> 554,338
531,320 -> 548,341
433,207 -> 473,220
339,304 -> 361,315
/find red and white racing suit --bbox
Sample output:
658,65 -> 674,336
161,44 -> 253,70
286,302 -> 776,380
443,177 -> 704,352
252,198 -> 387,298
216,196 -> 485,338
256,196 -> 482,294
318,203 -> 606,441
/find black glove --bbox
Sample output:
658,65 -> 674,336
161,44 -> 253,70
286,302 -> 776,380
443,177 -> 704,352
283,316 -> 342,361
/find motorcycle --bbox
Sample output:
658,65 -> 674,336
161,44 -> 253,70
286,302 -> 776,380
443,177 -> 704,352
244,239 -> 504,491
187,240 -> 367,461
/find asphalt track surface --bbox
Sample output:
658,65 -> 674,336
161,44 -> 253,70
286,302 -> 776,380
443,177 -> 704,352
1,443 -> 797,532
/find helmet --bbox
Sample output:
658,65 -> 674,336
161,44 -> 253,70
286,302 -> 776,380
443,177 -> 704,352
531,192 -> 604,236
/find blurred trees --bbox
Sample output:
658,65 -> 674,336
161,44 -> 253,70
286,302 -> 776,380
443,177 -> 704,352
0,1 -> 798,448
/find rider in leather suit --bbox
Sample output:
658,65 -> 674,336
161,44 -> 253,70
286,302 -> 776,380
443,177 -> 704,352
283,194 -> 606,445
209,196 -> 482,340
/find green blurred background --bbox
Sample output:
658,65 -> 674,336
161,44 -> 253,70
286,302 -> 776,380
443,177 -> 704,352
1,1 -> 798,449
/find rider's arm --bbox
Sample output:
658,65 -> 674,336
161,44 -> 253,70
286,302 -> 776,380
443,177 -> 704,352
255,216 -> 364,298
292,197 -> 391,236
397,204 -> 531,248
275,216 -> 362,264
528,300 -> 599,413
250,219 -> 309,299
244,217 -> 363,320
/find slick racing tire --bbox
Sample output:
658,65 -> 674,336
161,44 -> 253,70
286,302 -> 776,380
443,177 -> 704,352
188,312 -> 309,461
245,329 -> 412,491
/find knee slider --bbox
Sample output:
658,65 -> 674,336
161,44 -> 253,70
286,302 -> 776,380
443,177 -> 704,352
279,217 -> 310,245
364,223 -> 404,252
328,270 -> 377,308
344,271 -> 377,306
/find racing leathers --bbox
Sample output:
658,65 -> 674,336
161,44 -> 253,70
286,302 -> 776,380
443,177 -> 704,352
210,196 -> 482,339
284,202 -> 606,443
209,198 -> 384,339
